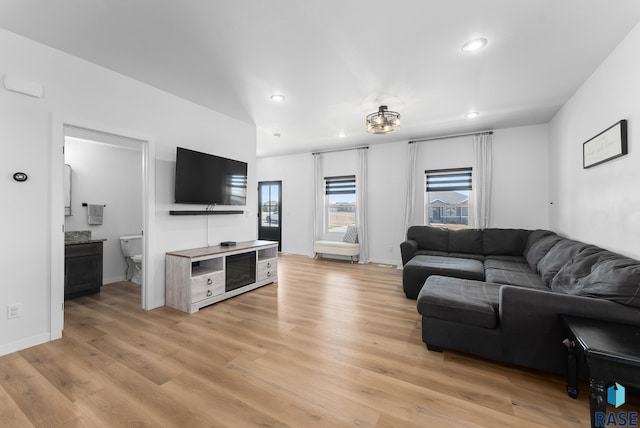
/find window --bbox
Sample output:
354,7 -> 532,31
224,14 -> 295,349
259,182 -> 280,228
425,168 -> 471,229
325,175 -> 356,233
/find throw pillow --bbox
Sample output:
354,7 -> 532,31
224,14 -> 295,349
343,225 -> 358,243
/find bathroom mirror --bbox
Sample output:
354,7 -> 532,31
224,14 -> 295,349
64,164 -> 72,216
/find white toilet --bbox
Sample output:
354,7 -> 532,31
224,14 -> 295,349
119,235 -> 143,285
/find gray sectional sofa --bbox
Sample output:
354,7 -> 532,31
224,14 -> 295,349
400,226 -> 640,375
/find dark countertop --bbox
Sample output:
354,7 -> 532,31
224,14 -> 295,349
65,239 -> 107,245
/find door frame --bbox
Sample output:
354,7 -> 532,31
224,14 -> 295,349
258,180 -> 282,251
49,113 -> 156,340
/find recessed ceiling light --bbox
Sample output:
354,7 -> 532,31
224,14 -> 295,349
270,94 -> 285,102
465,111 -> 480,119
461,38 -> 487,53
338,131 -> 346,138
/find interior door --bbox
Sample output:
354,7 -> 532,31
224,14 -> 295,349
258,181 -> 282,251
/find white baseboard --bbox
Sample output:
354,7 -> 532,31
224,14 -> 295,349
368,257 -> 402,268
104,274 -> 126,285
283,251 -> 402,268
0,332 -> 52,357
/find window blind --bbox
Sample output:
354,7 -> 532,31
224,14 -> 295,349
425,168 -> 472,192
325,175 -> 356,195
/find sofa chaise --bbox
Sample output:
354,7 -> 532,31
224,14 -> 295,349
400,226 -> 640,375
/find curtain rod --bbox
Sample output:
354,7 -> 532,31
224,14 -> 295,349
312,145 -> 369,155
409,130 -> 493,144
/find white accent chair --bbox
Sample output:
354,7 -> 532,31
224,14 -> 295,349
314,225 -> 360,263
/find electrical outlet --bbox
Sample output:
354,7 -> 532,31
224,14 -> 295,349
7,303 -> 22,319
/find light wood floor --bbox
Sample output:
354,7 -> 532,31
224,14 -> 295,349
2,255 -> 637,427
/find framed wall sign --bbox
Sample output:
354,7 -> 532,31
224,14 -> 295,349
583,120 -> 628,169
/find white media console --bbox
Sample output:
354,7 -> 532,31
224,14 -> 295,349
165,240 -> 278,313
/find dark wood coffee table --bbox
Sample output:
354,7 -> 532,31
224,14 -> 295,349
563,316 -> 640,428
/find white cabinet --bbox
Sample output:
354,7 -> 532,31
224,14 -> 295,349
165,240 -> 278,313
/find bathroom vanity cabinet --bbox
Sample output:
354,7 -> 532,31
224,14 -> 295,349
64,241 -> 103,299
165,240 -> 278,313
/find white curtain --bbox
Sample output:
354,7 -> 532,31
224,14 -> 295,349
471,133 -> 493,229
356,148 -> 369,263
402,143 -> 419,244
312,154 -> 324,248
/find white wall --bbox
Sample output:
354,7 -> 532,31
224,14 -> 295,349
491,125 -> 549,229
549,21 -> 640,260
0,28 -> 256,355
257,124 -> 549,266
257,153 -> 314,256
64,138 -> 143,284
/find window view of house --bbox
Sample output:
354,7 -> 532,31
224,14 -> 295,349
325,175 -> 356,233
259,182 -> 281,227
428,190 -> 469,227
425,168 -> 471,229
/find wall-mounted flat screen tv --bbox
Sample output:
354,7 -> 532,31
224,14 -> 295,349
174,147 -> 248,205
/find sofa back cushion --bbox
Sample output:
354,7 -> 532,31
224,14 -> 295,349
537,239 -> 592,285
525,235 -> 563,272
523,229 -> 557,258
407,225 -> 449,252
482,229 -> 531,256
552,251 -> 640,307
448,229 -> 483,254
551,248 -> 616,289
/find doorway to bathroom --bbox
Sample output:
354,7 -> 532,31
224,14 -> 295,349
63,125 -> 146,303
50,116 -> 155,340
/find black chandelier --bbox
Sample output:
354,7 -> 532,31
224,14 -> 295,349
366,105 -> 400,134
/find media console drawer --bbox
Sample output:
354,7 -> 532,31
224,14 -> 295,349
191,271 -> 224,303
165,240 -> 278,313
257,259 -> 277,281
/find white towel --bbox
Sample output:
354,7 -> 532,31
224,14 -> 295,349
88,204 -> 103,225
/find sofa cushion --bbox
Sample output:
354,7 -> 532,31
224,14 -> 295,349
550,247 -> 613,288
403,255 -> 486,298
484,259 -> 533,273
407,255 -> 484,279
483,229 -> 531,256
537,239 -> 592,285
448,229 -> 483,254
485,255 -> 527,263
525,235 -> 563,272
485,268 -> 547,290
448,252 -> 485,262
415,249 -> 449,258
417,276 -> 502,329
408,225 -> 449,252
313,240 -> 360,256
523,229 -> 557,258
552,251 -> 640,307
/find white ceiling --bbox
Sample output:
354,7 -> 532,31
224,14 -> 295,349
1,1 -> 640,157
